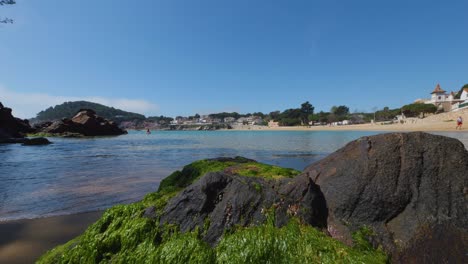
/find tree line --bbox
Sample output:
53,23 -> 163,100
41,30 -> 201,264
32,99 -> 442,127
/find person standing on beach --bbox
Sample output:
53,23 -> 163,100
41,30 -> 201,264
456,116 -> 463,130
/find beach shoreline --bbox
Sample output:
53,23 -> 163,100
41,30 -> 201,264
0,211 -> 103,264
228,122 -> 468,132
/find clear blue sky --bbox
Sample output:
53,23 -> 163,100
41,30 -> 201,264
1,0 -> 467,118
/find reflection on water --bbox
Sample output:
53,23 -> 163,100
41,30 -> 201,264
0,130 -> 466,221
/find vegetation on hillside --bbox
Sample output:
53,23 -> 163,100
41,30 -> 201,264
207,112 -> 265,120
146,115 -> 174,125
401,103 -> 437,118
34,101 -> 146,123
38,158 -> 387,264
373,107 -> 401,122
267,101 -> 315,126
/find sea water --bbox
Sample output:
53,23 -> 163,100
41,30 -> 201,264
1,130 -> 467,221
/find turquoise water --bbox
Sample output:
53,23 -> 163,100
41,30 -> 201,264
1,130 -> 467,221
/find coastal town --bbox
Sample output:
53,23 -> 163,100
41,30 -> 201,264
117,83 -> 468,131
23,83 -> 468,132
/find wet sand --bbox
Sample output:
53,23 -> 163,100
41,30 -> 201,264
0,211 -> 102,264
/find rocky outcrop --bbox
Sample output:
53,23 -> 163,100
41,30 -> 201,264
22,137 -> 52,145
157,132 -> 468,261
38,109 -> 127,136
160,171 -> 327,245
0,102 -> 34,139
0,102 -> 51,145
303,132 -> 468,262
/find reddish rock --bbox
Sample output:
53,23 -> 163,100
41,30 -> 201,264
39,109 -> 127,136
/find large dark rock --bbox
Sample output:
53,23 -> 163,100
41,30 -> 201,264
0,102 -> 34,139
160,171 -> 327,245
303,132 -> 468,262
22,137 -> 52,145
39,109 -> 127,136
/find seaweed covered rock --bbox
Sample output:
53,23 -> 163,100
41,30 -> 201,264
38,109 -> 127,137
303,132 -> 468,262
160,171 -> 327,245
39,157 -> 387,263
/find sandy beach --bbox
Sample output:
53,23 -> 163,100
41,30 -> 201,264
233,122 -> 467,132
0,211 -> 102,264
232,108 -> 468,132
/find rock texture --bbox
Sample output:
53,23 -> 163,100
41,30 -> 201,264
160,171 -> 327,245
38,109 -> 127,136
303,132 -> 468,262
0,102 -> 34,139
158,132 -> 467,261
22,137 -> 52,145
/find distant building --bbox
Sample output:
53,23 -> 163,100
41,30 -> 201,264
421,84 -> 462,112
428,84 -> 450,103
250,116 -> 263,125
224,117 -> 236,123
236,117 -> 249,125
211,118 -> 222,124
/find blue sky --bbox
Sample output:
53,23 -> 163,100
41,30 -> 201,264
1,0 -> 467,118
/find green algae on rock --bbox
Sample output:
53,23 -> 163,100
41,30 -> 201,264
37,157 -> 387,264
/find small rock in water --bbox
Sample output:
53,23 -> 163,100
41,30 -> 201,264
22,137 -> 52,146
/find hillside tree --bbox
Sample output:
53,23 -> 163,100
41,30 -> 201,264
300,101 -> 314,125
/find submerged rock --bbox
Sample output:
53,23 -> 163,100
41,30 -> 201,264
38,109 -> 127,136
303,132 -> 468,262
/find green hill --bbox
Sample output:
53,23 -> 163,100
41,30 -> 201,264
34,101 -> 146,123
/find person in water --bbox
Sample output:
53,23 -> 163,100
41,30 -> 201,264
456,116 -> 463,130
146,129 -> 151,134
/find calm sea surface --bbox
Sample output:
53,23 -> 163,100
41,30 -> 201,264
1,130 -> 467,221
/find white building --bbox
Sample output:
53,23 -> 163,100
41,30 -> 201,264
423,84 -> 461,112
224,117 -> 236,123
427,84 -> 450,104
